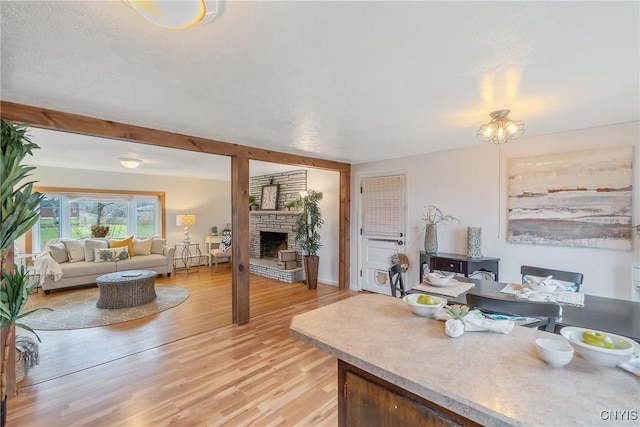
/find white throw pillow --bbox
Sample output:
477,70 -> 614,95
63,239 -> 86,263
133,237 -> 153,256
84,239 -> 108,262
150,238 -> 167,255
48,242 -> 69,264
94,247 -> 130,263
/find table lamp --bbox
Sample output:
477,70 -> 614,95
177,214 -> 197,242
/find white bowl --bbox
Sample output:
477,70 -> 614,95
560,327 -> 636,367
535,338 -> 574,367
402,294 -> 447,318
525,276 -> 558,293
425,272 -> 453,285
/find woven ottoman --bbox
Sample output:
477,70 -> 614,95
95,270 -> 157,309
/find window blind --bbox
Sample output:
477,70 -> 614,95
362,175 -> 404,238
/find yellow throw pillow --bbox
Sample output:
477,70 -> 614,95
109,236 -> 135,257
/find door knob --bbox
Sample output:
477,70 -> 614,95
397,240 -> 404,245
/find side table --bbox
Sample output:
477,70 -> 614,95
174,242 -> 204,274
419,251 -> 500,283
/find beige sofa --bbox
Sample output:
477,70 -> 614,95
36,237 -> 174,294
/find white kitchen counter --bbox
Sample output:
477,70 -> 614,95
290,293 -> 639,426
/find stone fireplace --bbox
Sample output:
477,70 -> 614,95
250,212 -> 301,262
248,169 -> 307,283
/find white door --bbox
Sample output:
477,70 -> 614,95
358,175 -> 406,296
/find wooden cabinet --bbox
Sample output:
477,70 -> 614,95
338,360 -> 473,427
420,252 -> 500,283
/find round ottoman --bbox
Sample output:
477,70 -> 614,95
95,270 -> 157,309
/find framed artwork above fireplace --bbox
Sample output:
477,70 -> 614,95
260,184 -> 279,210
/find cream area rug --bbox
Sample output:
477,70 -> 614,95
22,286 -> 189,330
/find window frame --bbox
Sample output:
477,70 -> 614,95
26,187 -> 166,253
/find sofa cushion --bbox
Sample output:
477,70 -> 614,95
94,247 -> 130,263
84,239 -> 108,262
117,254 -> 167,270
133,237 -> 153,256
63,239 -> 86,263
60,260 -> 116,278
48,242 -> 69,264
109,236 -> 135,256
151,238 -> 167,255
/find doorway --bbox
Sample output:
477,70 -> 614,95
358,174 -> 406,296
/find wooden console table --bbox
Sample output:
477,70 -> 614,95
419,251 -> 500,282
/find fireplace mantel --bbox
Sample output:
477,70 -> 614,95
250,210 -> 302,215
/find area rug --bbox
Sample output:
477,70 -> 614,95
21,286 -> 189,330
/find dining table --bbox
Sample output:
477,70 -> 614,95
415,277 -> 640,342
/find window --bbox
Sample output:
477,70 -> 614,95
28,188 -> 165,252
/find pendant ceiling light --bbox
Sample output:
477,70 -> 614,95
477,110 -> 525,145
124,0 -> 219,30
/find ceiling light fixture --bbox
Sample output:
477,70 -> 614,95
123,0 -> 219,30
119,158 -> 142,169
477,110 -> 525,145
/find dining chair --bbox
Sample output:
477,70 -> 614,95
520,265 -> 584,292
388,263 -> 407,298
465,294 -> 561,332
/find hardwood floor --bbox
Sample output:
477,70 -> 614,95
10,265 -> 355,426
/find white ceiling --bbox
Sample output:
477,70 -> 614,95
1,1 -> 639,178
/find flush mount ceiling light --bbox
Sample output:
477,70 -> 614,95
123,0 -> 219,30
477,110 -> 525,145
119,158 -> 142,169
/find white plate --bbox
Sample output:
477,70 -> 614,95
423,278 -> 460,287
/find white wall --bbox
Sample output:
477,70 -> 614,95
23,165 -> 231,255
308,168 -> 340,286
352,121 -> 640,300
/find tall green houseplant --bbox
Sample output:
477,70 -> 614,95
0,120 -> 45,426
294,190 -> 323,289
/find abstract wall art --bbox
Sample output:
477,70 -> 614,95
507,145 -> 633,249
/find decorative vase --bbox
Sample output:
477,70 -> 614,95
467,227 -> 482,258
303,255 -> 319,290
424,224 -> 438,254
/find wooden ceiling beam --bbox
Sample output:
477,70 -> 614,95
0,101 -> 350,172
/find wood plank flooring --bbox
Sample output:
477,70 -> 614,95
10,265 -> 355,426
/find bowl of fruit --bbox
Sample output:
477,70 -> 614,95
402,294 -> 447,318
560,327 -> 637,367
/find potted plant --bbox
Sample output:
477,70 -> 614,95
1,120 -> 45,426
284,201 -> 296,211
248,195 -> 258,211
421,205 -> 459,254
293,190 -> 323,289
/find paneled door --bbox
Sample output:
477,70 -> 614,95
358,175 -> 406,296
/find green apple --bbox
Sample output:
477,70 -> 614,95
582,330 -> 615,349
417,295 -> 438,305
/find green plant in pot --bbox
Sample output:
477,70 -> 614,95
248,195 -> 258,210
1,120 -> 46,426
293,190 -> 323,289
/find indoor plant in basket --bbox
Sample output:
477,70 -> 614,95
293,190 -> 324,289
421,205 -> 459,254
0,120 -> 46,426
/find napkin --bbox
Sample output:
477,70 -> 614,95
435,309 -> 514,336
